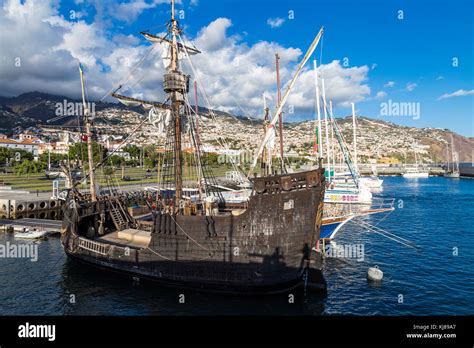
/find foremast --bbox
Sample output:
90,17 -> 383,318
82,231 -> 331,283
79,63 -> 97,201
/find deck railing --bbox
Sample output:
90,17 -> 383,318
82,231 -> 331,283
78,237 -> 110,255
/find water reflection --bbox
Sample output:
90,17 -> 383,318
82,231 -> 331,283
58,256 -> 326,316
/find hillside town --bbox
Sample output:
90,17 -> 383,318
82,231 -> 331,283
1,102 -> 472,168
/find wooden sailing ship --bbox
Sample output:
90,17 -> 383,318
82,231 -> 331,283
60,1 -> 326,294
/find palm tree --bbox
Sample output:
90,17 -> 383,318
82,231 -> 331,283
15,159 -> 40,179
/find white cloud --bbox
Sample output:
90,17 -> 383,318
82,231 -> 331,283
110,0 -> 168,24
267,17 -> 285,28
195,18 -> 233,52
371,63 -> 377,70
436,75 -> 444,80
437,89 -> 474,100
384,81 -> 395,88
406,82 -> 417,91
112,34 -> 141,46
284,60 -> 370,111
375,91 -> 387,99
0,2 -> 372,120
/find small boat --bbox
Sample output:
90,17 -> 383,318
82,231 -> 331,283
443,172 -> 460,178
402,144 -> 429,178
350,106 -> 383,190
320,214 -> 356,239
324,185 -> 372,204
15,230 -> 49,239
359,176 -> 383,189
319,200 -> 395,240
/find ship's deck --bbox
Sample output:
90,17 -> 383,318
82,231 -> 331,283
98,228 -> 152,248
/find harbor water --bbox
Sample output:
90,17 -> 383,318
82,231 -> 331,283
0,176 -> 473,315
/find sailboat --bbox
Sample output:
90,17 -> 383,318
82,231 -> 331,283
310,60 -> 393,241
350,105 -> 383,190
45,146 -> 66,179
402,145 -> 429,178
444,134 -> 460,178
60,1 -> 327,294
316,77 -> 372,204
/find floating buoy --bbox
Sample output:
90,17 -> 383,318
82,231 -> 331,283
367,265 -> 383,281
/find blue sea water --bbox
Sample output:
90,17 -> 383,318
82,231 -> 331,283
0,176 -> 473,315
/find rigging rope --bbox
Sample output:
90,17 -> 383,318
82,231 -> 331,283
74,97 -> 169,188
357,220 -> 418,250
178,34 -> 249,181
99,43 -> 159,102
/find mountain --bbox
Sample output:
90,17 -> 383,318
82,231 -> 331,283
1,92 -> 472,163
0,91 -> 235,129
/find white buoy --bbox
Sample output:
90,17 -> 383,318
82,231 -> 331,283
367,265 -> 383,281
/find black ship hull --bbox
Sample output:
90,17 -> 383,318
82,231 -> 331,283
61,169 -> 326,295
65,251 -> 318,295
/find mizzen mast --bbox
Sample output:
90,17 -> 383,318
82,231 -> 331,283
248,26 -> 324,176
275,53 -> 285,173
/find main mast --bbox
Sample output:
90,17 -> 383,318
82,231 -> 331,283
351,102 -> 358,171
165,0 -> 185,204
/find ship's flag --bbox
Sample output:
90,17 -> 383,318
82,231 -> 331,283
314,126 -> 319,153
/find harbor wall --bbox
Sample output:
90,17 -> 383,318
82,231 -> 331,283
0,197 -> 62,220
459,163 -> 474,178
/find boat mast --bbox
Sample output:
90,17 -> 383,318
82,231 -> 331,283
194,81 -> 200,146
451,134 -> 458,173
248,27 -> 324,176
351,102 -> 358,172
169,0 -> 183,204
261,92 -> 272,176
194,80 -> 203,198
446,143 -> 450,172
329,100 -> 336,173
275,53 -> 284,173
313,60 -> 323,159
79,63 -> 97,201
321,78 -> 331,181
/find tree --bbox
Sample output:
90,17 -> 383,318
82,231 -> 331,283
68,141 -> 107,168
15,159 -> 40,179
143,145 -> 159,169
107,155 -> 125,167
203,152 -> 219,166
1,148 -> 33,167
102,166 -> 115,176
123,145 -> 141,159
38,152 -> 67,168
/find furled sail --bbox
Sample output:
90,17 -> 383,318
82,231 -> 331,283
149,107 -> 172,134
111,92 -> 170,110
141,31 -> 200,69
148,107 -> 190,134
140,32 -> 200,54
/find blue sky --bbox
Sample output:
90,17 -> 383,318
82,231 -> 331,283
2,0 -> 473,136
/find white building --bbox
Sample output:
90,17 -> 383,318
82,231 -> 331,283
0,138 -> 39,158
